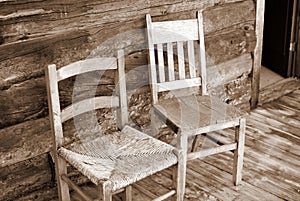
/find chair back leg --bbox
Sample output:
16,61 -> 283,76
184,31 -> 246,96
233,118 -> 246,185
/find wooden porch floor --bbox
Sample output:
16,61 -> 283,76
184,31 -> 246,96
73,80 -> 300,201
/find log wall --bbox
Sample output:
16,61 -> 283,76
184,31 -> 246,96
0,0 -> 256,200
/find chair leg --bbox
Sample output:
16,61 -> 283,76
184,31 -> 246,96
150,108 -> 161,137
191,134 -> 206,152
125,186 -> 132,201
55,155 -> 70,201
173,131 -> 187,201
233,118 -> 246,185
102,185 -> 112,201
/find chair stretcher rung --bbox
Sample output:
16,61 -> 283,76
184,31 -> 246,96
133,183 -> 157,199
132,183 -> 175,200
187,143 -> 237,161
61,174 -> 94,201
153,190 -> 176,201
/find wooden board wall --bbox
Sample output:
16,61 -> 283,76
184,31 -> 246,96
0,0 -> 255,200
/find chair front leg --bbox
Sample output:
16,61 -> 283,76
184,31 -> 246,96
102,184 -> 112,201
125,186 -> 132,201
173,130 -> 187,201
55,154 -> 70,201
233,118 -> 246,185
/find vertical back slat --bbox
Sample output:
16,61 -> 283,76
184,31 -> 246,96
46,64 -> 64,148
187,40 -> 196,78
146,14 -> 159,103
116,50 -> 128,129
198,10 -> 208,95
167,42 -> 175,81
177,41 -> 185,80
157,43 -> 165,82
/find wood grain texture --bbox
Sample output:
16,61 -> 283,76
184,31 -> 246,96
0,0 -> 257,199
251,0 -> 265,108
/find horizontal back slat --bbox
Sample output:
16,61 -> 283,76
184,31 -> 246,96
151,19 -> 198,44
157,77 -> 201,92
61,96 -> 119,123
57,58 -> 117,81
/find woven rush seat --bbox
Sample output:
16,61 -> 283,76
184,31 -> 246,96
58,125 -> 177,192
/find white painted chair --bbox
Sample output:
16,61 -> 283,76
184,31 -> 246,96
146,10 -> 247,192
45,50 -> 185,201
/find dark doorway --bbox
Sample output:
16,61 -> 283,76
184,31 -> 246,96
262,0 -> 295,77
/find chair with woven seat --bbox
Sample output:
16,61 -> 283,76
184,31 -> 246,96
45,50 -> 185,201
146,10 -> 247,191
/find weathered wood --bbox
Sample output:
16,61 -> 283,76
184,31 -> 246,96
157,78 -> 201,92
0,29 -> 89,62
251,0 -> 265,108
0,77 -> 47,128
198,10 -> 207,95
258,77 -> 300,105
116,50 -> 128,129
0,74 -> 115,128
0,117 -> 52,168
0,1 -> 258,200
0,0 -> 255,86
56,57 -> 117,81
203,0 -> 255,34
21,80 -> 300,201
0,113 -> 109,168
187,40 -> 196,78
0,0 -> 251,45
62,174 -> 93,201
207,53 -> 252,88
188,158 -> 283,201
187,143 -> 237,160
0,153 -> 55,201
61,96 -> 119,123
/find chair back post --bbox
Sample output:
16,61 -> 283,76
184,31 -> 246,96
197,10 -> 208,95
146,14 -> 159,104
45,64 -> 64,149
116,49 -> 128,129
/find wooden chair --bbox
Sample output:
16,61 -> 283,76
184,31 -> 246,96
146,11 -> 247,190
45,50 -> 185,201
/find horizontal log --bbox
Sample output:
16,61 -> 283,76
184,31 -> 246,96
203,0 -> 255,34
205,23 -> 255,65
0,153 -> 54,201
0,117 -> 52,168
207,53 -> 252,88
0,0 -> 252,45
0,77 -> 47,128
0,29 -> 89,62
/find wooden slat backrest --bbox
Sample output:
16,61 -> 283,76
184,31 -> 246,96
146,10 -> 208,104
57,58 -> 117,81
46,50 -> 127,148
